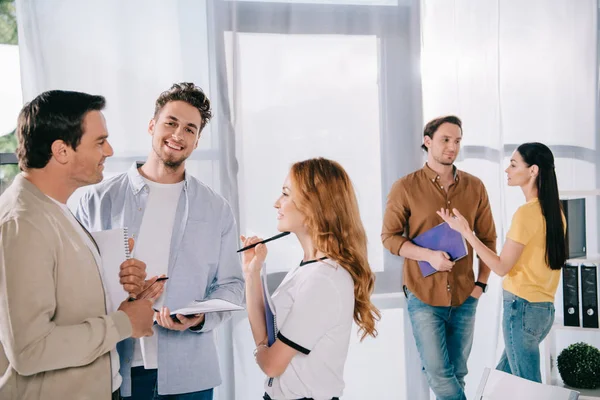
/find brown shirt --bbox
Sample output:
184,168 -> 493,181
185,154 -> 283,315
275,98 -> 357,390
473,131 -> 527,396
381,164 -> 497,306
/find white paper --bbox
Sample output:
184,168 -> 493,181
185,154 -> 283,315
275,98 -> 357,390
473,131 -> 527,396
90,228 -> 130,310
170,298 -> 245,316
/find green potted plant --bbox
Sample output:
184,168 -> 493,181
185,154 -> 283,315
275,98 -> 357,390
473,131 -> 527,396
557,342 -> 600,389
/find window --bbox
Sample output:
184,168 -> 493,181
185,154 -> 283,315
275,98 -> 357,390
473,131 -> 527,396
0,0 -> 20,192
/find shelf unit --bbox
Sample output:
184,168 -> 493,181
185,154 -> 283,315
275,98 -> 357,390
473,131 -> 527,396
551,377 -> 600,400
560,190 -> 600,197
548,189 -> 600,397
566,256 -> 600,264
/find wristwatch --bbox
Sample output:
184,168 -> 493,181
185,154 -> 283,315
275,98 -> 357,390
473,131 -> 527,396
475,281 -> 488,293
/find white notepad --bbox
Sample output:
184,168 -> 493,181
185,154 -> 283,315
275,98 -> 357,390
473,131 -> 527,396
159,298 -> 245,317
90,228 -> 130,310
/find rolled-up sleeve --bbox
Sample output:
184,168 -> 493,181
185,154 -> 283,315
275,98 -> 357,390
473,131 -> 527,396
381,179 -> 411,256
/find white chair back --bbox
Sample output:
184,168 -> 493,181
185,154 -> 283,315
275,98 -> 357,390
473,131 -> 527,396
473,368 -> 579,400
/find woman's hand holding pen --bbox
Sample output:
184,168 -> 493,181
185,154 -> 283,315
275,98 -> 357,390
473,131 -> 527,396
240,235 -> 268,277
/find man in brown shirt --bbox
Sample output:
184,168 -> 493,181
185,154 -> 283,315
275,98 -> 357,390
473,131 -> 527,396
382,115 -> 496,400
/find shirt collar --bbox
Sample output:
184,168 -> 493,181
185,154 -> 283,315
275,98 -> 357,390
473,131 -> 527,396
422,163 -> 459,183
127,162 -> 189,195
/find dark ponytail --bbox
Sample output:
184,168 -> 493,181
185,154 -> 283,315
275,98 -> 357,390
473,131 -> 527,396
516,142 -> 566,270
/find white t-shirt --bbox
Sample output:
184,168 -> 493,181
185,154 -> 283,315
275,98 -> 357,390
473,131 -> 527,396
265,259 -> 355,400
50,197 -> 121,392
131,178 -> 184,369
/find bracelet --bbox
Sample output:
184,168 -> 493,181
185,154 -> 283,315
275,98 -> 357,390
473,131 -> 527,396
253,344 -> 268,362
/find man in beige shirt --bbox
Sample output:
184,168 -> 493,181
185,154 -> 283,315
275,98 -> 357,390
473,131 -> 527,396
382,116 -> 496,400
0,90 -> 155,400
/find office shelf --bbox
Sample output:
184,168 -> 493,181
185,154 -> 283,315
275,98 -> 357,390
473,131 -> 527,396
560,190 -> 600,197
551,377 -> 600,400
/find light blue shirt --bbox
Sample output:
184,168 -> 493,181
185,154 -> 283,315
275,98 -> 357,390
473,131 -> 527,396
75,163 -> 244,396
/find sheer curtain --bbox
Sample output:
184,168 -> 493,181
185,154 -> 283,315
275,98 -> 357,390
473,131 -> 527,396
217,1 -> 425,398
421,0 -> 599,398
16,0 -> 218,192
15,1 -> 239,398
17,0 -> 424,399
15,0 -> 599,399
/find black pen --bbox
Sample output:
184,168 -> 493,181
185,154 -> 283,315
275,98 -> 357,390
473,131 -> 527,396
237,232 -> 291,253
128,276 -> 169,301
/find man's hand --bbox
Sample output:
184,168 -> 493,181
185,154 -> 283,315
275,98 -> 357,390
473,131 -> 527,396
427,250 -> 455,272
119,238 -> 147,298
470,285 -> 483,299
118,298 -> 154,338
137,275 -> 167,303
155,306 -> 205,331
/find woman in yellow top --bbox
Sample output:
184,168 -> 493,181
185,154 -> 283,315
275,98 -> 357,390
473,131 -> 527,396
438,142 -> 566,383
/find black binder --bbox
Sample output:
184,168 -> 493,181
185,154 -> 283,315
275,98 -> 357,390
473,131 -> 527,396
562,264 -> 580,327
580,264 -> 599,328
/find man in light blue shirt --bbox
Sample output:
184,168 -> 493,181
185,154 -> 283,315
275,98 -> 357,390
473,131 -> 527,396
75,83 -> 244,400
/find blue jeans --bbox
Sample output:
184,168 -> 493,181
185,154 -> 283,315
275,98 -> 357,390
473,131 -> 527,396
496,290 -> 555,383
122,367 -> 214,400
406,290 -> 478,400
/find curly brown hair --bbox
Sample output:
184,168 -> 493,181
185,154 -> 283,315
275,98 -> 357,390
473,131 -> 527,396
290,158 -> 381,340
154,82 -> 212,132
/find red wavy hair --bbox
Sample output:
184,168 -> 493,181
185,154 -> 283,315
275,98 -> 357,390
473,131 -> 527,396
290,158 -> 380,340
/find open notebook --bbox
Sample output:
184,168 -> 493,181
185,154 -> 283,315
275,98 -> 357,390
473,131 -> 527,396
90,228 -> 130,310
91,228 -> 245,321
154,298 -> 244,323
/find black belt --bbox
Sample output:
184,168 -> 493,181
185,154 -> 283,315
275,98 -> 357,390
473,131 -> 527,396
263,393 -> 339,400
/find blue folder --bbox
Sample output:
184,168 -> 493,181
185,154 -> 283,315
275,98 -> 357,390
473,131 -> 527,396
261,265 -> 278,386
412,222 -> 468,277
261,265 -> 277,346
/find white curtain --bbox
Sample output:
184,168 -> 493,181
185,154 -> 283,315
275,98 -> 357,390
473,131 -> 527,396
17,0 -> 424,398
16,1 -> 239,398
421,0 -> 599,397
219,1 -> 425,398
15,0 -> 599,399
16,0 -> 219,190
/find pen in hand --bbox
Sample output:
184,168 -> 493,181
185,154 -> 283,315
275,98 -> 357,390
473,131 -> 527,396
236,232 -> 290,253
128,276 -> 169,301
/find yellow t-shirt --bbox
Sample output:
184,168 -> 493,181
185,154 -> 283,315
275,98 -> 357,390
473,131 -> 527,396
502,198 -> 563,303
